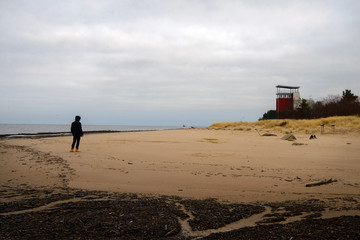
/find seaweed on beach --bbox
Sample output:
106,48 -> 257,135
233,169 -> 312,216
0,194 -> 184,240
0,186 -> 117,213
202,216 -> 360,239
180,198 -> 265,231
1,187 -> 360,239
256,199 -> 327,224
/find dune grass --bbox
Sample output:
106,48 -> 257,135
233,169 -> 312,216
209,116 -> 360,134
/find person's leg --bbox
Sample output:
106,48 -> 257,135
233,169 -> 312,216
71,136 -> 76,150
75,136 -> 81,150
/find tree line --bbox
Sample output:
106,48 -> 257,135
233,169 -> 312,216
260,89 -> 360,120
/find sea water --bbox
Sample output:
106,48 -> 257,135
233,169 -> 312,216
0,124 -> 183,137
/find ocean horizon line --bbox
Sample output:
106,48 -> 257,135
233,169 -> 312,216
0,123 -> 191,137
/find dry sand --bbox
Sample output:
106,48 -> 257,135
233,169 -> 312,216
1,129 -> 359,203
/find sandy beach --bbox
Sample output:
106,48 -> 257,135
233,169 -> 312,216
2,129 -> 360,202
1,129 -> 360,239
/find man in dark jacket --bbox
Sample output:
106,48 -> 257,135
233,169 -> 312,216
70,115 -> 83,152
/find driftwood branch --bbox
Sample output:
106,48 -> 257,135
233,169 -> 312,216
165,228 -> 177,237
305,178 -> 338,187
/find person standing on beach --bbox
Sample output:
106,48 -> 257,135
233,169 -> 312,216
70,115 -> 83,152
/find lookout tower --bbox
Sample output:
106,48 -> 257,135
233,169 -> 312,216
276,85 -> 300,118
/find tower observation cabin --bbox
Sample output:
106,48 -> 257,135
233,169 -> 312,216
276,85 -> 300,119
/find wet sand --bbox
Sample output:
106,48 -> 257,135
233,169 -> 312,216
1,129 -> 359,239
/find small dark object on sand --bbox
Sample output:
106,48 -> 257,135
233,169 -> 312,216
281,134 -> 296,141
292,142 -> 305,146
261,133 -> 277,137
306,178 -> 338,187
309,134 -> 317,139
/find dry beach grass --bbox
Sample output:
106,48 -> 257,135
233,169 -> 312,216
1,120 -> 360,239
209,115 -> 360,134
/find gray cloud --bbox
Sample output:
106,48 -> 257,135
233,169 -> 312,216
1,0 -> 359,125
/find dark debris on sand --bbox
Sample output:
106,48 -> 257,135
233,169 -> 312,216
202,216 -> 360,239
257,199 -> 326,224
1,199 -> 183,239
180,198 -> 265,231
1,188 -> 184,240
1,186 -> 359,240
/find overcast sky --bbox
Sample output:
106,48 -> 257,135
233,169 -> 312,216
1,0 -> 359,126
